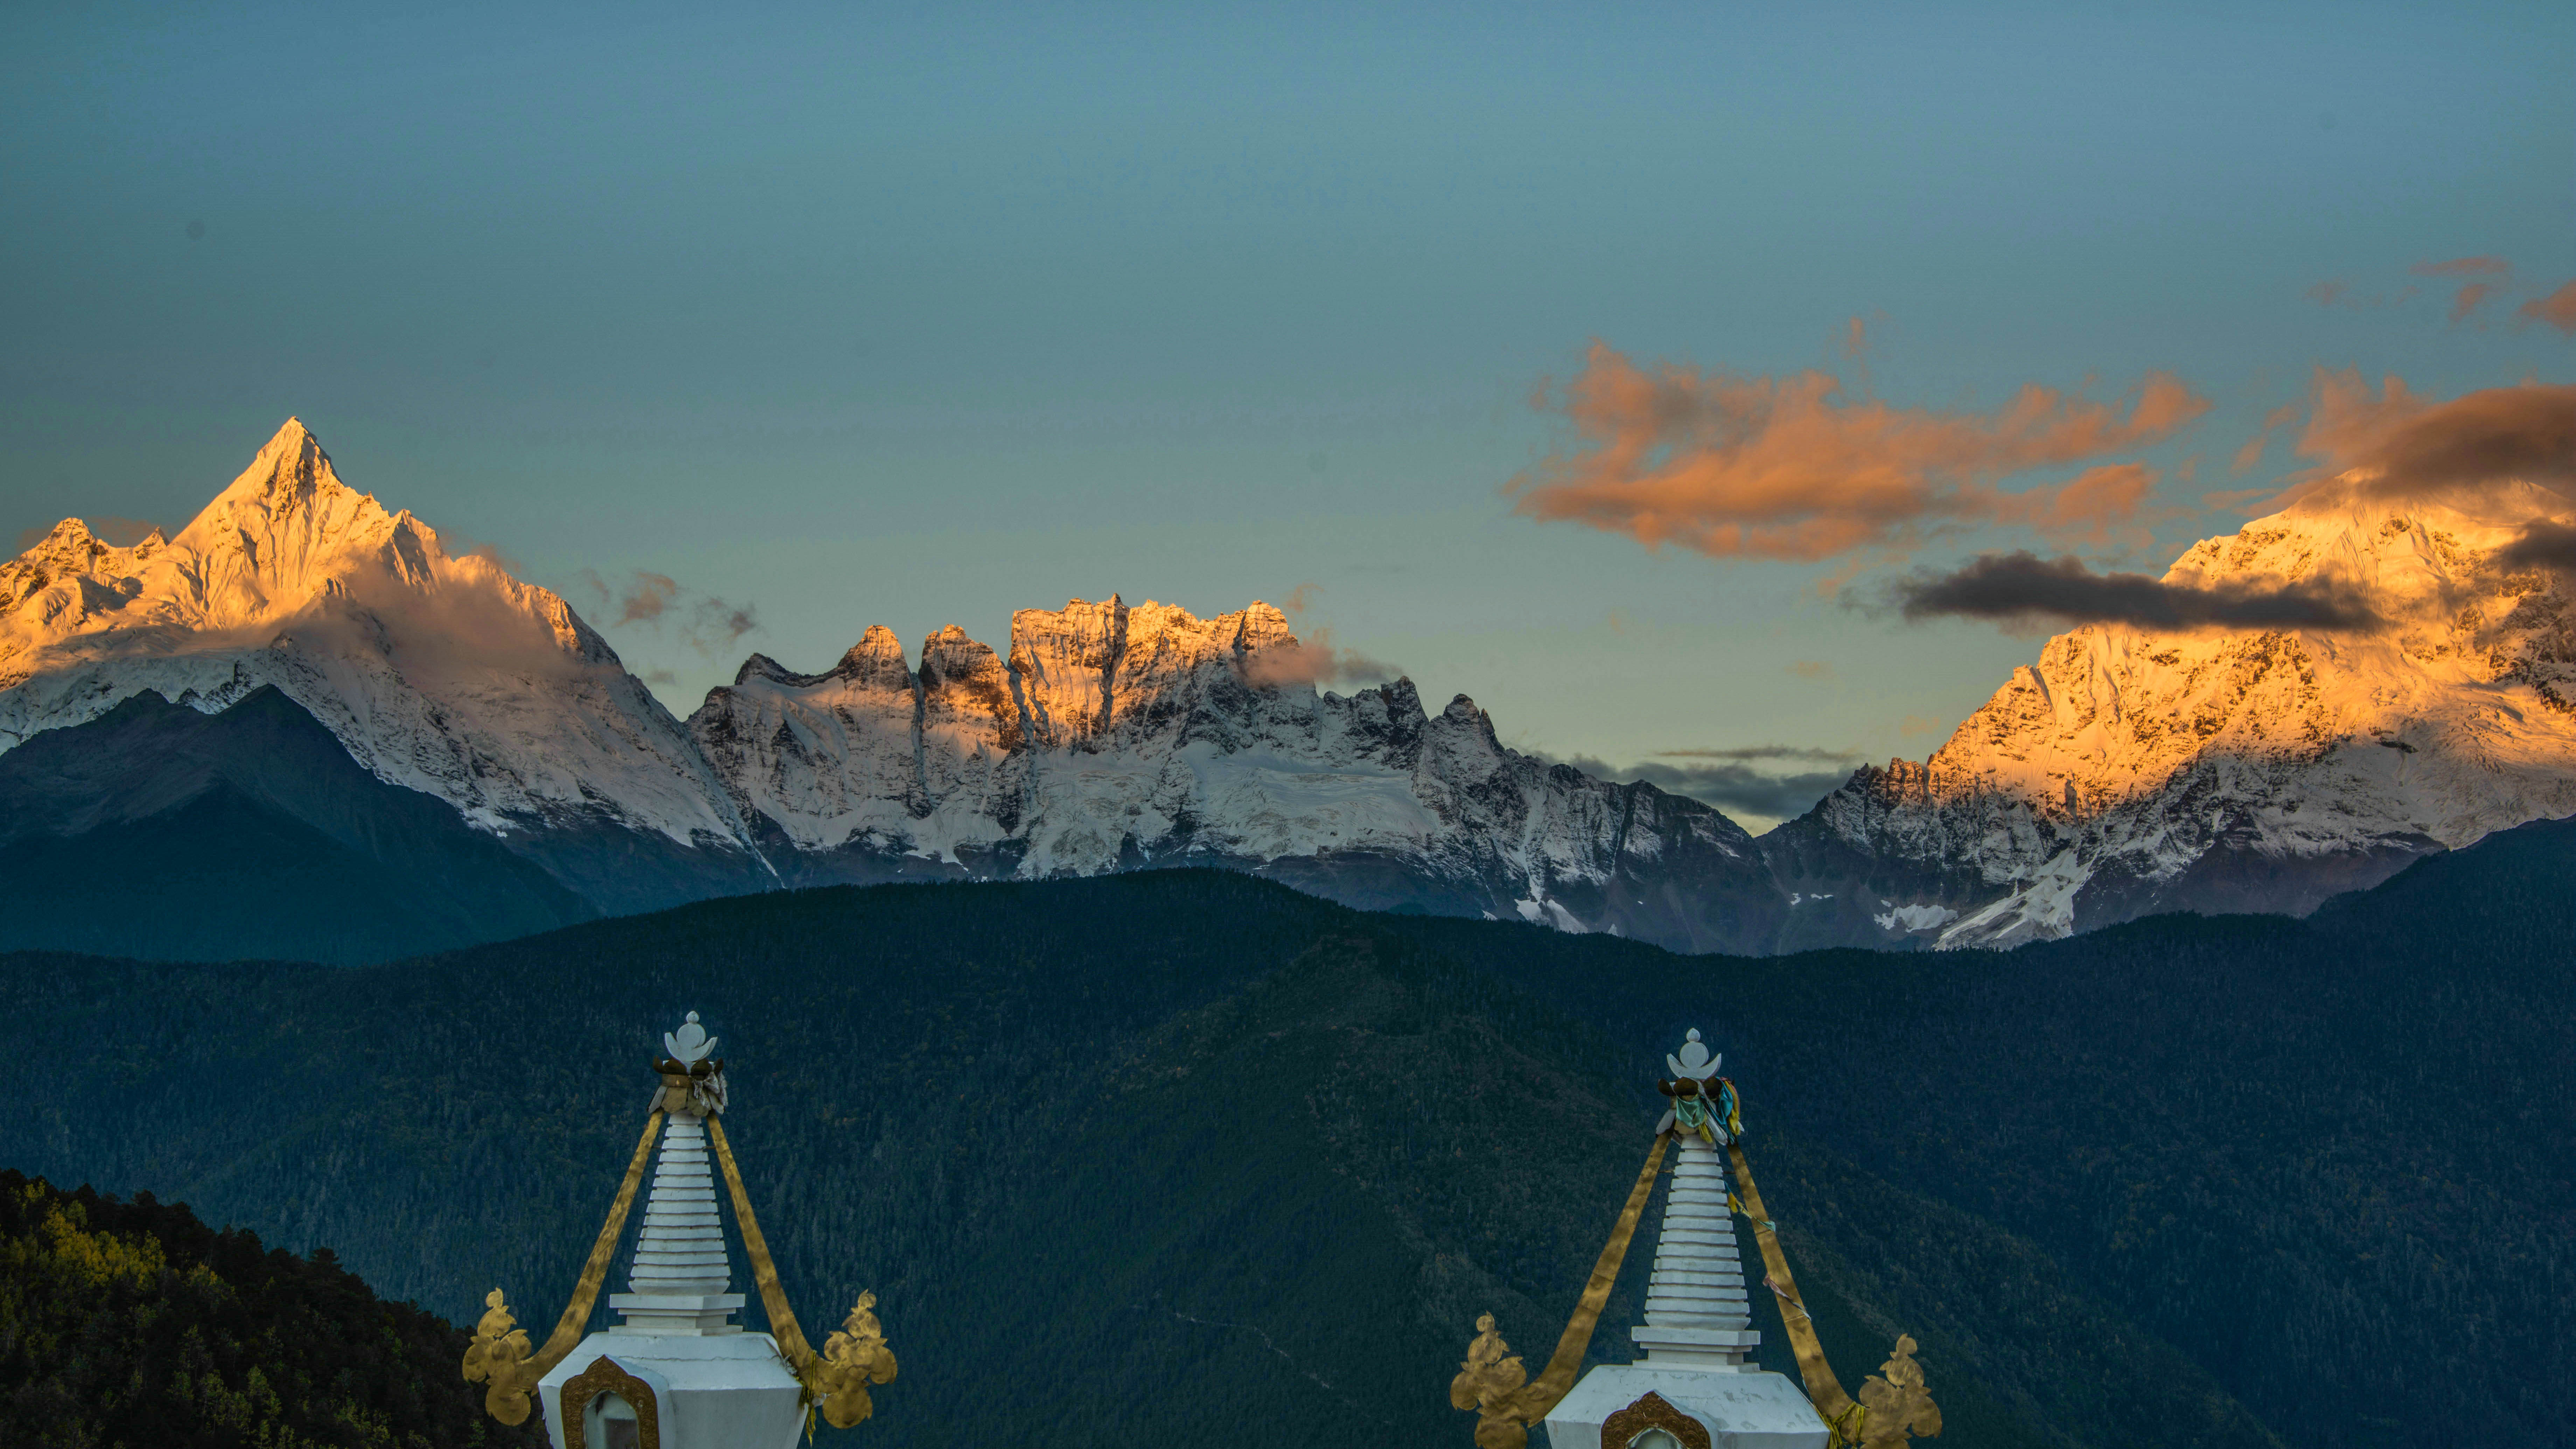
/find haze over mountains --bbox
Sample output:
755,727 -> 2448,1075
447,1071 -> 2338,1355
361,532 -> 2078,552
3,419 -> 2571,962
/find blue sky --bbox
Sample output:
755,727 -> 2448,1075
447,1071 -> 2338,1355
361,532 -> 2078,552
4,1 -> 2569,825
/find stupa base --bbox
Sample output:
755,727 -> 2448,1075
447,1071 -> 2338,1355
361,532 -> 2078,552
539,1331 -> 807,1449
1543,1363 -> 1828,1449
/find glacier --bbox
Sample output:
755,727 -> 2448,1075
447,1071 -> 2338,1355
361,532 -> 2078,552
1766,477 -> 2576,949
6,417 -> 2574,959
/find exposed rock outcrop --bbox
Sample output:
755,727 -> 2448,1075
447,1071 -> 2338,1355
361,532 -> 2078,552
1764,480 -> 2576,948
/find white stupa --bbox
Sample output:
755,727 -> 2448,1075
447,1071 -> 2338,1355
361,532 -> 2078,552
1542,1029 -> 1829,1449
533,1012 -> 808,1449
467,1011 -> 894,1449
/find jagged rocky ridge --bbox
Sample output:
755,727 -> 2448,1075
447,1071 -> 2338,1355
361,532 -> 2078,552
0,420 -> 1786,955
689,602 -> 1787,951
1766,480 -> 2576,949
7,418 -> 2574,959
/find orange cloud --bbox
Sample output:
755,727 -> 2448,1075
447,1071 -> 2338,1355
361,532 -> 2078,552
1998,461 -> 2166,546
2304,279 -> 2349,307
2199,486 -> 2280,514
2517,280 -> 2576,335
2395,259 -> 2513,326
2231,402 -> 2304,474
1510,343 -> 2210,563
2297,369 -> 2576,501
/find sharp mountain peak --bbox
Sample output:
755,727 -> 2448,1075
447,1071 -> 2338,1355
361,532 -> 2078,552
7,418 -> 2576,960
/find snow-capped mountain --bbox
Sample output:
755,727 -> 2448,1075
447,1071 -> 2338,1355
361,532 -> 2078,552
0,419 -> 1783,956
9,418 -> 2570,962
1764,479 -> 2576,949
0,419 -> 767,914
689,598 -> 1788,951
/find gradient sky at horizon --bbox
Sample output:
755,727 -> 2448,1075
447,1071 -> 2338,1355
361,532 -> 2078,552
4,1 -> 2570,828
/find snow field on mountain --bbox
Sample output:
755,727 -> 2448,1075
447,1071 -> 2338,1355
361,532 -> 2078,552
1817,478 -> 2576,947
9,418 -> 2572,955
0,421 -> 751,850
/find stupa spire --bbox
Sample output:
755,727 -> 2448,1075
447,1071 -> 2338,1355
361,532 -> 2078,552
461,1010 -> 897,1448
1455,1025 -> 1945,1448
1629,1029 -> 1759,1370
609,1015 -> 742,1335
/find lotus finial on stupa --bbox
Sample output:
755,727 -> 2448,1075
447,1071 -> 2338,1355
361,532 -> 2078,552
1667,1027 -> 1720,1081
665,1010 -> 717,1066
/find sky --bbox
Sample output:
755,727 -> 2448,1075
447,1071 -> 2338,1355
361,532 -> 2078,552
4,1 -> 2570,829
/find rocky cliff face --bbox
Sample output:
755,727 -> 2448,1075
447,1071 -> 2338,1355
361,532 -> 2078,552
9,418 -> 2570,960
689,597 -> 1787,951
0,421 -> 1785,952
1764,480 -> 2576,949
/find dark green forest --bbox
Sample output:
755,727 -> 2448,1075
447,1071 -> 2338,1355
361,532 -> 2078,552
0,1170 -> 545,1448
2,816 -> 2567,1448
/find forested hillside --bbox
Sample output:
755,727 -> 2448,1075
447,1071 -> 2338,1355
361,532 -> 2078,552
0,1171 -> 545,1449
2,818 -> 2565,1448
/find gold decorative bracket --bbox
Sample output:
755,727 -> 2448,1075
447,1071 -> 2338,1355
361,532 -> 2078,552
1856,1336 -> 1942,1448
706,1109 -> 898,1428
705,1111 -> 817,1367
464,1107 -> 667,1426
1451,1131 -> 1672,1449
469,1022 -> 897,1433
1724,1135 -> 1855,1427
1727,1127 -> 1940,1447
1443,1054 -> 1941,1449
811,1292 -> 901,1429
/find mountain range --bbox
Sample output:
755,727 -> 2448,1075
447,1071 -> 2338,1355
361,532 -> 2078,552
4,418 -> 2571,962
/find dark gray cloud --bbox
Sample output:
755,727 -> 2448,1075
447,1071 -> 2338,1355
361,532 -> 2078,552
2497,520 -> 2576,573
1561,752 -> 1851,821
1887,551 -> 2382,630
577,568 -> 760,655
578,568 -> 680,626
2300,375 -> 2576,502
1237,629 -> 1402,689
1657,744 -> 1857,765
682,597 -> 761,654
620,572 -> 678,626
